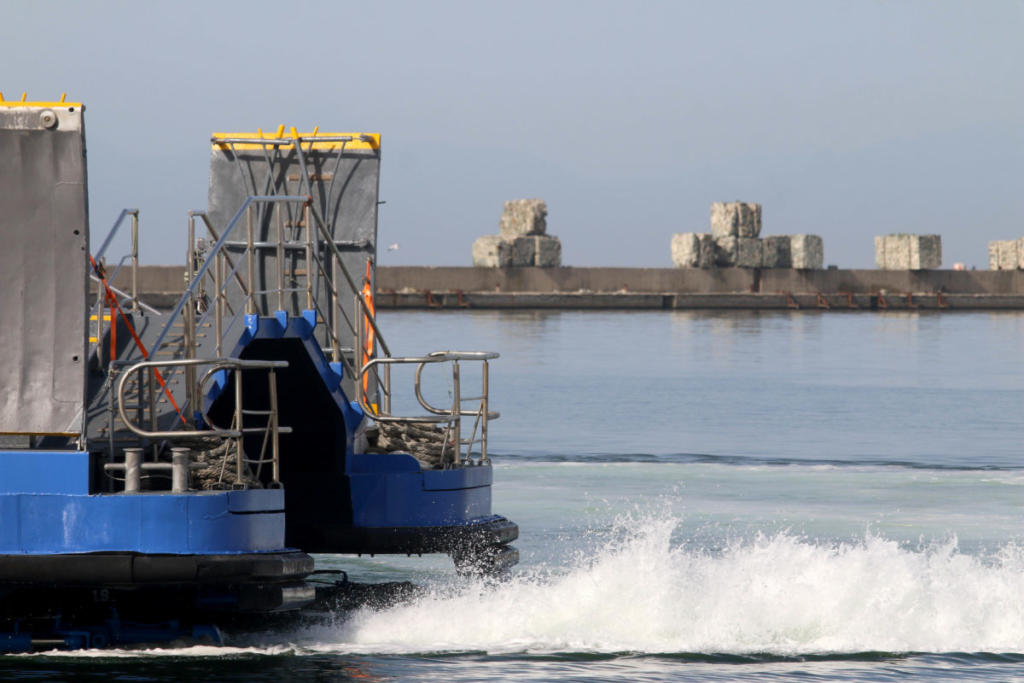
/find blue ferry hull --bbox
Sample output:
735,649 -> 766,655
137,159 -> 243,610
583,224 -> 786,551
0,106 -> 517,649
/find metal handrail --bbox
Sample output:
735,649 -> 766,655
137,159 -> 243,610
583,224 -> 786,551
359,351 -> 499,464
116,357 -> 290,487
268,130 -> 390,359
140,196 -> 313,410
90,268 -> 161,315
194,139 -> 391,387
194,211 -> 250,300
183,193 -> 389,383
116,357 -> 288,437
93,208 -> 139,265
89,209 -> 142,367
414,351 -> 500,418
360,355 -> 460,423
150,195 -> 309,359
121,158 -> 400,470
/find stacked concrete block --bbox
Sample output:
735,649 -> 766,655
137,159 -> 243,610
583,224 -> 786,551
472,199 -> 562,267
988,239 -> 1024,270
472,235 -> 513,268
509,235 -> 536,267
714,236 -> 738,267
761,235 -> 792,268
911,235 -> 941,270
670,232 -> 715,268
874,234 -> 941,270
987,241 -> 1003,270
874,236 -> 894,269
715,235 -> 770,268
736,237 -> 763,268
708,202 -> 789,268
534,235 -> 562,267
670,201 -> 821,269
1005,241 -> 1020,270
710,202 -> 761,238
499,199 -> 547,238
790,234 -> 824,269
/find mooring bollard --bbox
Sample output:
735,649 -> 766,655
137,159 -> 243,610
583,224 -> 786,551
123,447 -> 143,493
171,447 -> 191,492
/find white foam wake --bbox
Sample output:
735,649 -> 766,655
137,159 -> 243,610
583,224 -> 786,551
26,645 -> 297,658
313,516 -> 1024,656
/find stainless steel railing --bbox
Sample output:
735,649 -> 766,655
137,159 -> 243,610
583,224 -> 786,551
92,192 -> 397,471
134,195 -> 348,424
88,208 -> 163,369
178,194 -> 392,406
115,357 -> 291,489
360,351 -> 499,465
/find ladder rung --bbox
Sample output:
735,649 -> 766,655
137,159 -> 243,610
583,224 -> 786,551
251,288 -> 308,295
237,426 -> 292,434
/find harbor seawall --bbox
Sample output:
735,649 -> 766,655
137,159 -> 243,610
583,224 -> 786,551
109,266 -> 1024,311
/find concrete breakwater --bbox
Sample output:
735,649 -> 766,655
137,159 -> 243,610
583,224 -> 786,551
113,265 -> 1024,311
375,267 -> 1024,310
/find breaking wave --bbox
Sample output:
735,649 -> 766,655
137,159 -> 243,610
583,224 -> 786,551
20,514 -> 1024,660
312,515 -> 1024,656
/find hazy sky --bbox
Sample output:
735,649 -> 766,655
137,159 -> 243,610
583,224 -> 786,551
8,0 -> 1022,268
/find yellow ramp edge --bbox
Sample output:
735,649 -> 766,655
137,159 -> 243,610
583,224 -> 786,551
212,129 -> 380,151
0,92 -> 81,108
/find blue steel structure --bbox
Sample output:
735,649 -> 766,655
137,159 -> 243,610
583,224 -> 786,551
0,101 -> 517,650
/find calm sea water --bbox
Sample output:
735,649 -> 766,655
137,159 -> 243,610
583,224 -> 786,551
7,310 -> 1024,681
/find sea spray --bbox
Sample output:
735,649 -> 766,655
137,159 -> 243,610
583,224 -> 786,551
316,514 -> 1024,656
26,514 -> 1024,659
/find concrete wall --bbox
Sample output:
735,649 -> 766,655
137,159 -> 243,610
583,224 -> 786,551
378,266 -> 754,293
377,266 -> 1024,296
107,265 -> 183,294
106,265 -> 1024,311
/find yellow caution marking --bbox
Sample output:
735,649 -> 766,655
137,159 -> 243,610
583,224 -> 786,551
212,130 -> 380,151
0,91 -> 82,107
89,314 -> 113,342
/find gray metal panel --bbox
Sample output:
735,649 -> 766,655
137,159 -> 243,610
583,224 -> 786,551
207,143 -> 380,246
0,104 -> 89,435
206,137 -> 380,350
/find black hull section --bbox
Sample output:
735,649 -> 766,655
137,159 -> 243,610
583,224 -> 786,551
0,552 -> 316,649
311,515 -> 519,555
0,551 -> 313,586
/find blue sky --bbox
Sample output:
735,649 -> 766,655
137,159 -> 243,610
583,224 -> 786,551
8,0 -> 1022,268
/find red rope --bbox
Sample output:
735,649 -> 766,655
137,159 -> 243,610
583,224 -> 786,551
90,255 -> 188,426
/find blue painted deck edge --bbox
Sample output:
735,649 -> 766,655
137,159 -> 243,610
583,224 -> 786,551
346,457 -> 495,527
0,451 -> 89,495
0,490 -> 287,555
